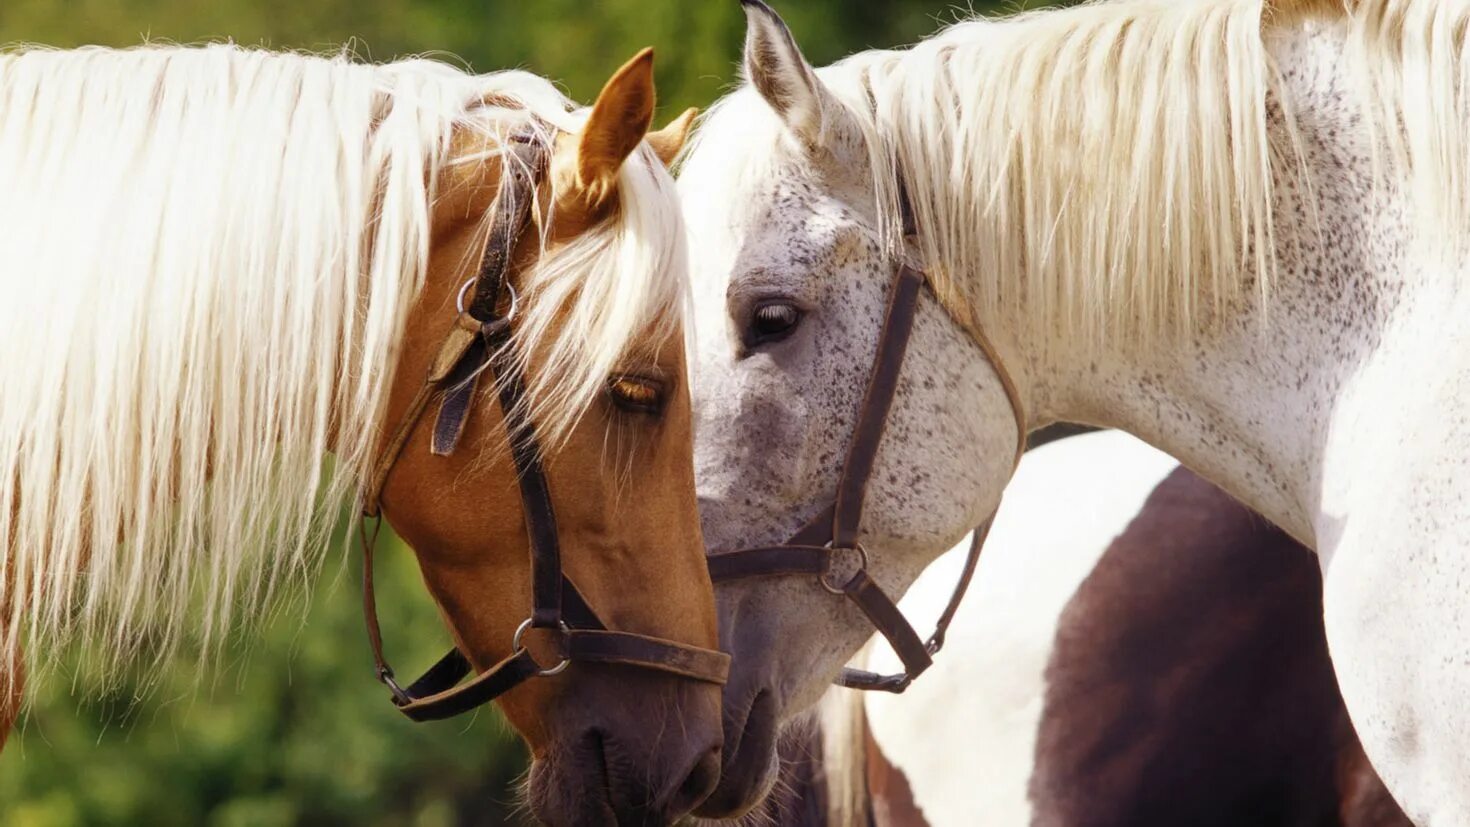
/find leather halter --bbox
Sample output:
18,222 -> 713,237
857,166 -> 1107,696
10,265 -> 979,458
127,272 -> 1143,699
358,130 -> 729,722
707,208 -> 1027,694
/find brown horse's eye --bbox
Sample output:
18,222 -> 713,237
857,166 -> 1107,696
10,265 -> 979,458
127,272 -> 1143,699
749,301 -> 802,345
608,375 -> 665,414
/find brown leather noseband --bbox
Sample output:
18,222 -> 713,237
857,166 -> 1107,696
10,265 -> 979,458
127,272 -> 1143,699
358,131 -> 729,722
707,217 -> 1026,693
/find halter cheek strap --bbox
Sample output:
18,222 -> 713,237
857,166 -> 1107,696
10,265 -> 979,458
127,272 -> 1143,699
359,132 -> 729,722
707,229 -> 1027,694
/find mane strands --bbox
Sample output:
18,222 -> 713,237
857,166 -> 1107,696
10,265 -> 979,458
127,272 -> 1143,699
511,142 -> 688,449
829,0 -> 1290,344
0,43 -> 685,685
818,673 -> 874,827
1339,0 -> 1470,249
699,0 -> 1470,347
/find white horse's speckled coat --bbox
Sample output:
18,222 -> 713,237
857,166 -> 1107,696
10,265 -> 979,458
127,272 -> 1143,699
860,431 -> 1178,826
684,2 -> 1470,823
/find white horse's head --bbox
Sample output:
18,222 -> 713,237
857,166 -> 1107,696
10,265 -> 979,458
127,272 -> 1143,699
682,1 -> 1020,816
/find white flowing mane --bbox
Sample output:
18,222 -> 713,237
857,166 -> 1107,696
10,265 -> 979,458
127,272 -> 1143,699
0,43 -> 685,680
694,0 -> 1470,343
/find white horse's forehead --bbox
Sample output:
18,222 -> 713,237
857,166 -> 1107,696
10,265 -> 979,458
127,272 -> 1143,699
690,168 -> 870,299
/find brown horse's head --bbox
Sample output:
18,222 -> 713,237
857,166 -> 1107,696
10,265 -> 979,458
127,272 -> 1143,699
376,50 -> 719,826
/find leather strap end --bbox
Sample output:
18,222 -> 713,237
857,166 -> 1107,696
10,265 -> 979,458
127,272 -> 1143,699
836,666 -> 911,693
427,317 -> 483,384
432,370 -> 481,456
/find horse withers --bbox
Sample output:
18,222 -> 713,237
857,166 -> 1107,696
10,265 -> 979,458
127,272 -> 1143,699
0,44 -> 718,825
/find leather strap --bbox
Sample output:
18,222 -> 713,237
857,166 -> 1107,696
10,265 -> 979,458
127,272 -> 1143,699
839,569 -> 932,683
429,317 -> 493,456
705,543 -> 934,691
362,318 -> 481,517
485,319 -> 565,629
706,545 -> 830,581
566,630 -> 731,684
834,522 -> 988,693
359,129 -> 730,722
384,624 -> 732,723
394,649 -> 544,722
831,265 -> 925,549
465,135 -> 538,322
706,224 -> 1028,693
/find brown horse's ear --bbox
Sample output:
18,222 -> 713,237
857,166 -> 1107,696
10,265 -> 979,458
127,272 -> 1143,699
647,107 -> 698,168
574,47 -> 657,212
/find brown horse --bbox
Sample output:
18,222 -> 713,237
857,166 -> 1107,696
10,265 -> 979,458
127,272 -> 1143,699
0,44 -> 718,825
754,432 -> 1410,827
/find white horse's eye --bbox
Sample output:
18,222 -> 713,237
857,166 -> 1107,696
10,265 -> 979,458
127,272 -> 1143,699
749,302 -> 803,344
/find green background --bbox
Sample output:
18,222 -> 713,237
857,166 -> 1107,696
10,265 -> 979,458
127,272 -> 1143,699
0,0 -> 970,123
0,1 -> 1047,824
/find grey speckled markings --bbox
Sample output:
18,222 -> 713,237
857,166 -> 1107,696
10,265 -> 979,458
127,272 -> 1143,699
681,0 -> 1470,823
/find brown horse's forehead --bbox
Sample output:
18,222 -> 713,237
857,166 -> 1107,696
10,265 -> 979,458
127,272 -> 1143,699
618,321 -> 687,371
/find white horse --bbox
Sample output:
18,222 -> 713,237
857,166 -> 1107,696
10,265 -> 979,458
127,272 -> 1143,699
683,0 -> 1470,821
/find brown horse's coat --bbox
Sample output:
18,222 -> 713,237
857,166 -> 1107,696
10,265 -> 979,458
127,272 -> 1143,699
1028,468 -> 1410,827
0,49 -> 720,825
373,52 -> 722,822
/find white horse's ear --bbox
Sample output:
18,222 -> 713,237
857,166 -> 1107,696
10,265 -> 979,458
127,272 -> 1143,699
741,0 -> 828,145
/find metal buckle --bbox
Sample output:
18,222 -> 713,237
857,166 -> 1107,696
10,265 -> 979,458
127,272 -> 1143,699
376,665 -> 412,706
512,618 -> 571,677
820,542 -> 870,595
457,278 -> 519,319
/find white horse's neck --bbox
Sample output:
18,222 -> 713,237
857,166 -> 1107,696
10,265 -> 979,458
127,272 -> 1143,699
996,23 -> 1428,553
971,29 -> 1470,818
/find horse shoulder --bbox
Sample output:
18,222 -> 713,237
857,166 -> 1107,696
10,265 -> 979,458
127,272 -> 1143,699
1317,426 -> 1470,824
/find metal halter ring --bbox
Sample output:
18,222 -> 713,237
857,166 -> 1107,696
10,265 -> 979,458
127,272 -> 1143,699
457,278 -> 520,319
821,542 -> 870,595
512,618 -> 572,677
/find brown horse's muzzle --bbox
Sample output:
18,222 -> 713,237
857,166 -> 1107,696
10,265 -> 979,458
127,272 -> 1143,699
528,664 -> 723,826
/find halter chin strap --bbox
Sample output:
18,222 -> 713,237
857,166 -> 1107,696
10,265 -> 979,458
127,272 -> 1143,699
358,130 -> 729,722
707,229 -> 1027,694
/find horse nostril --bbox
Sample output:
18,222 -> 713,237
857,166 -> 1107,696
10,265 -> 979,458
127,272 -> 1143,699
666,744 -> 722,817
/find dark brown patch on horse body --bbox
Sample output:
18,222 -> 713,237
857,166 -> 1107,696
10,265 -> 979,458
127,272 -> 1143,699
864,720 -> 931,827
1028,468 -> 1410,827
759,717 -> 932,827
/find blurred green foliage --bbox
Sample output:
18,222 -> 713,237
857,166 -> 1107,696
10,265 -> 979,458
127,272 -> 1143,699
0,0 -> 976,119
0,525 -> 532,826
0,0 -> 1051,824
